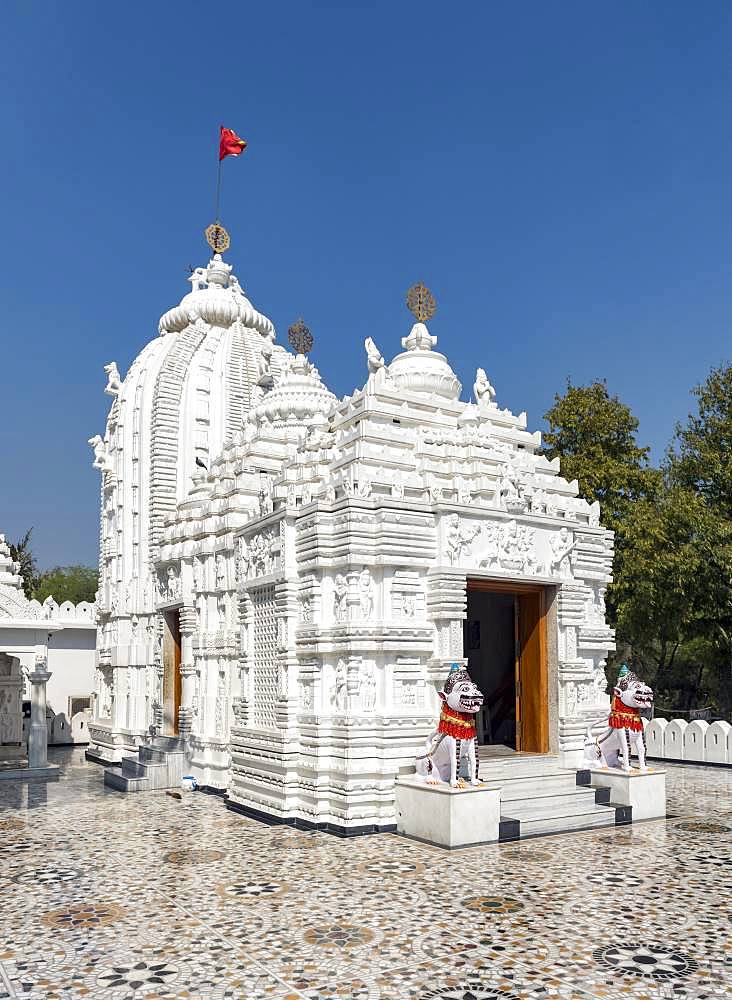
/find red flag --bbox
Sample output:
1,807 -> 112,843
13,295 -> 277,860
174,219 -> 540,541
219,125 -> 247,161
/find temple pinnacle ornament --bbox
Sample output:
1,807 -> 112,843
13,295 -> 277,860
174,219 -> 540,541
406,282 -> 437,323
288,318 -> 313,355
205,222 -> 231,255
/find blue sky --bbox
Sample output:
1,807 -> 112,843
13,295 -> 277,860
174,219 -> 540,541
1,2 -> 731,569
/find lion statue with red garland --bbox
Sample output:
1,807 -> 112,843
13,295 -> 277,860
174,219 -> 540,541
415,664 -> 484,787
584,664 -> 654,771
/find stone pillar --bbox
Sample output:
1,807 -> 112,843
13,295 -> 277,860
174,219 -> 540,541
28,655 -> 52,769
178,606 -> 196,737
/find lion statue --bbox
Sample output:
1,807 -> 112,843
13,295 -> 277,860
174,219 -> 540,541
415,664 -> 484,787
584,664 -> 654,771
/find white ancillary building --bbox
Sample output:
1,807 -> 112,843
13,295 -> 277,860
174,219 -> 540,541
87,255 -> 289,764
0,535 -> 96,771
145,304 -> 615,834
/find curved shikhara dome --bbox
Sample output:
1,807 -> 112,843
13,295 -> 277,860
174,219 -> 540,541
96,254 -> 286,618
158,255 -> 275,338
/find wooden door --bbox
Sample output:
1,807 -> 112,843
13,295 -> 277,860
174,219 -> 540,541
516,591 -> 548,752
162,611 -> 182,735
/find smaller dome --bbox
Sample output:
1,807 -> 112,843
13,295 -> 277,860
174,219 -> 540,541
387,323 -> 461,400
248,354 -> 336,429
159,255 -> 275,338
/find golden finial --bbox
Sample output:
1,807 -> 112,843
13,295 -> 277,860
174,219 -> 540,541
205,222 -> 231,254
406,282 -> 436,323
288,318 -> 313,355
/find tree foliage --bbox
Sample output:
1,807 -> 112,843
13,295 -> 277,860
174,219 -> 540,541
34,565 -> 99,605
614,487 -> 732,712
8,529 -> 38,599
542,381 -> 659,624
542,381 -> 660,534
669,363 -> 732,519
544,367 -> 732,716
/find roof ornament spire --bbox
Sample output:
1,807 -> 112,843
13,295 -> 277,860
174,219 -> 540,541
403,281 -> 438,351
406,282 -> 437,323
205,222 -> 230,255
288,318 -> 314,356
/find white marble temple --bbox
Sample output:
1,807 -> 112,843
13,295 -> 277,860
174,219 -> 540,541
87,251 -> 617,829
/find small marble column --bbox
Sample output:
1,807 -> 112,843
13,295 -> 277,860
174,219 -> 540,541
28,657 -> 52,769
178,607 -> 196,737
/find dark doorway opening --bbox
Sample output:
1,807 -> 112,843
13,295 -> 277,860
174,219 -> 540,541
464,590 -> 517,748
464,581 -> 549,753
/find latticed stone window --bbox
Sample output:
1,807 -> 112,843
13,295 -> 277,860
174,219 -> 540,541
250,585 -> 278,728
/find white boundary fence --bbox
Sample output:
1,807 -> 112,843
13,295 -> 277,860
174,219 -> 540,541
642,718 -> 732,765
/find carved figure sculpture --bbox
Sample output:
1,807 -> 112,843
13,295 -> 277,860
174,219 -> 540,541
549,527 -> 574,577
333,574 -> 348,622
257,343 -> 273,381
215,553 -> 226,587
88,435 -> 114,472
584,664 -> 653,771
359,568 -> 374,619
332,659 -> 347,712
361,662 -> 376,712
104,362 -> 122,396
445,513 -> 480,566
415,664 -> 484,787
498,465 -> 524,512
473,367 -> 496,407
364,337 -> 385,374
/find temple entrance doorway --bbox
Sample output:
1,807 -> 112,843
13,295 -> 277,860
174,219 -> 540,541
162,610 -> 181,736
464,581 -> 549,753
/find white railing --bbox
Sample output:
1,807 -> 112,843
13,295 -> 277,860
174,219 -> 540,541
21,709 -> 91,746
26,598 -> 96,623
643,718 -> 731,765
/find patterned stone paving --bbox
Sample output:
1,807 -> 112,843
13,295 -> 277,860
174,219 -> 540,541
0,748 -> 730,999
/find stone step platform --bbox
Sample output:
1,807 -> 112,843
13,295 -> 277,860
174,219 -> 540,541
478,751 -> 621,839
103,737 -> 187,793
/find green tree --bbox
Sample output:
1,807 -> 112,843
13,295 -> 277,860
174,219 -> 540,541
614,486 -> 732,714
9,528 -> 38,599
542,381 -> 660,532
34,565 -> 99,605
663,363 -> 732,713
669,362 -> 732,518
542,381 -> 660,623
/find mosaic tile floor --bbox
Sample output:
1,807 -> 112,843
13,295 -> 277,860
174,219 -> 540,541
1,749 -> 730,1000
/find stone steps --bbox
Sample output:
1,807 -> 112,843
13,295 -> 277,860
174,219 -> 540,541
103,738 -> 187,793
513,804 -> 616,838
103,766 -> 150,793
477,752 -> 619,839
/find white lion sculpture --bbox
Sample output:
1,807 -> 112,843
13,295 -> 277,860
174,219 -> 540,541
88,434 -> 114,473
415,664 -> 484,787
584,664 -> 654,772
103,361 -> 122,396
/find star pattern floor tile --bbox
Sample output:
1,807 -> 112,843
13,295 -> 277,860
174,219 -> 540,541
0,748 -> 730,1000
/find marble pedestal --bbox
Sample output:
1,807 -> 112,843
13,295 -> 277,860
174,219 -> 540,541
590,768 -> 666,821
395,776 -> 501,848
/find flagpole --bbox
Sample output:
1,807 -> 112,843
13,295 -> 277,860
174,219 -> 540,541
215,156 -> 222,222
